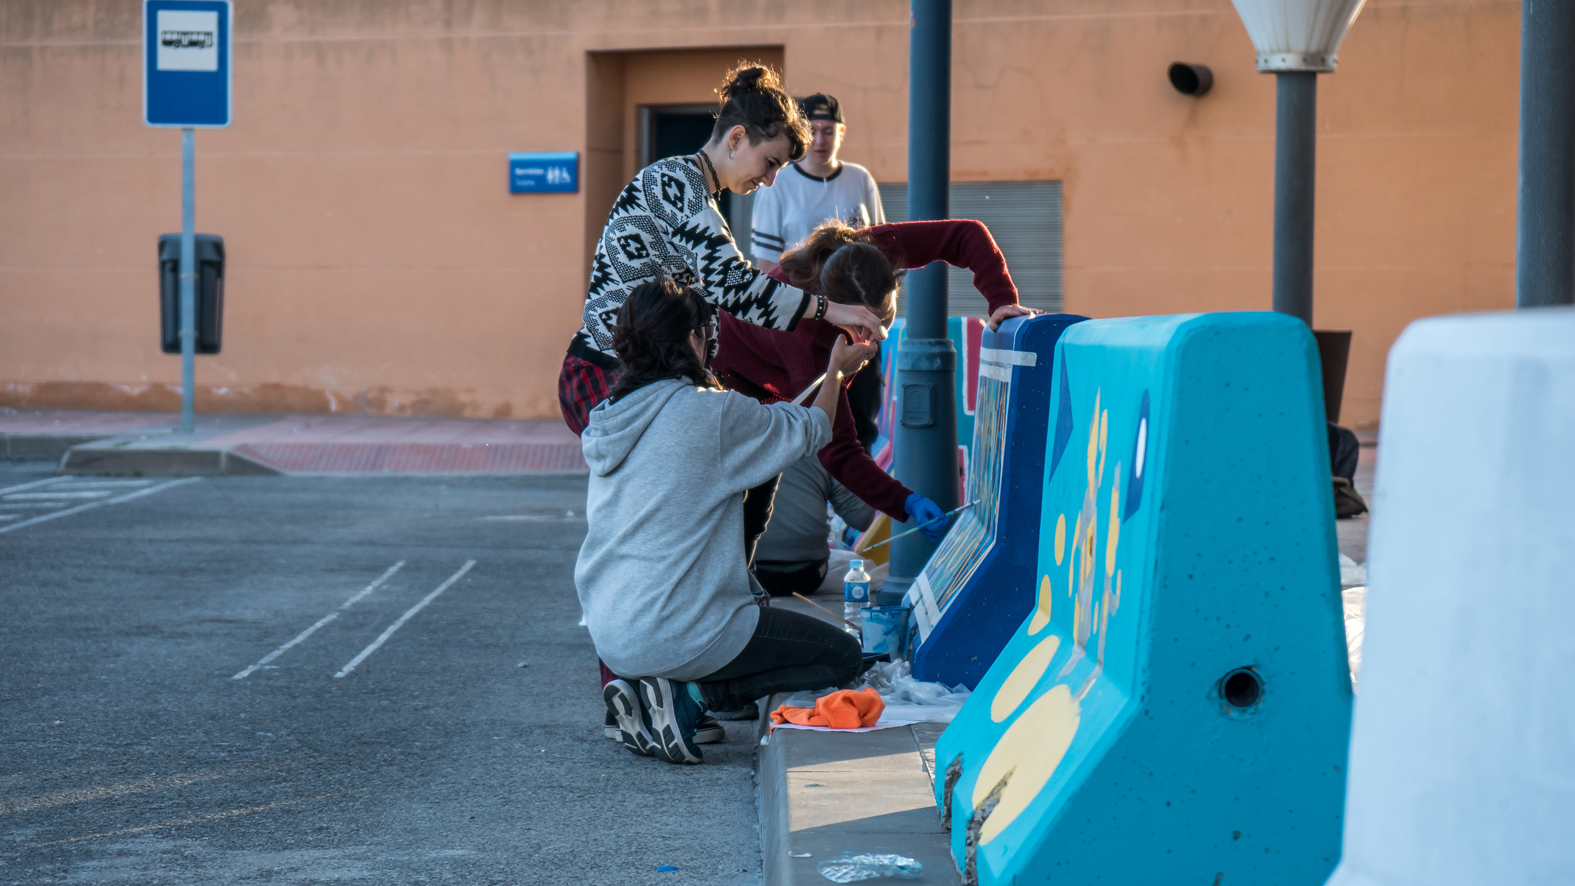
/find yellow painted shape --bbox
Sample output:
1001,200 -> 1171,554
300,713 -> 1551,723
973,683 -> 1082,844
1097,408 -> 1108,479
1086,390 -> 1101,489
990,634 -> 1060,721
1053,513 -> 1066,566
1028,574 -> 1053,634
1106,469 -> 1121,577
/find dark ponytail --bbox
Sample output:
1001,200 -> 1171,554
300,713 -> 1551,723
712,63 -> 810,161
608,278 -> 719,403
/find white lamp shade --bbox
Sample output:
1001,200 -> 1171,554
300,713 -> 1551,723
1230,0 -> 1368,72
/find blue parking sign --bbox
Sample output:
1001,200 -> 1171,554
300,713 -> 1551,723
144,0 -> 232,128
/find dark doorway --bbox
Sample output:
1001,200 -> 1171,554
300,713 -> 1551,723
641,105 -> 754,252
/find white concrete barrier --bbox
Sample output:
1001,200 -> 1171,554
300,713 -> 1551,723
1327,308 -> 1575,886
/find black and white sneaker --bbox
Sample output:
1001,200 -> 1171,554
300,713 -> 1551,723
603,679 -> 655,757
604,709 -> 621,740
637,677 -> 704,764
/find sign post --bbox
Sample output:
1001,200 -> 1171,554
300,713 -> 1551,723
143,0 -> 231,433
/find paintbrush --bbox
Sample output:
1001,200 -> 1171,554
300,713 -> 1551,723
859,501 -> 978,553
791,592 -> 863,630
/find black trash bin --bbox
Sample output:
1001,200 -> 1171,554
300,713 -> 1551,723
158,234 -> 224,354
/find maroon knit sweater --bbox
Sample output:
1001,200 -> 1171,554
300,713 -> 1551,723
712,219 -> 1020,519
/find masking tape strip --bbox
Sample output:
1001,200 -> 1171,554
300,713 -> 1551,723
912,573 -> 942,642
979,347 -> 1037,367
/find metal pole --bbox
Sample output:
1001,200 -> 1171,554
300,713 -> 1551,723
888,0 -> 959,602
180,127 -> 196,433
1516,0 -> 1575,308
1272,72 -> 1317,326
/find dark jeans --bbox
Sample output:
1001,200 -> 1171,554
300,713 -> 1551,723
754,558 -> 829,597
695,607 -> 862,713
1328,422 -> 1359,481
742,475 -> 780,568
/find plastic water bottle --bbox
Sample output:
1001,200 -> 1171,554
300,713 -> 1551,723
843,559 -> 871,636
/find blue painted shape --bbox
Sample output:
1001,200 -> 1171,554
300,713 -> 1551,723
143,0 -> 232,128
932,313 -> 1351,886
1121,389 -> 1149,521
905,313 -> 1087,688
510,152 -> 579,193
1046,359 -> 1075,483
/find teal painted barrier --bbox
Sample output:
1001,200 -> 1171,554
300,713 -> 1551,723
933,313 -> 1352,886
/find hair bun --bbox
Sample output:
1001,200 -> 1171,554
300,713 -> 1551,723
719,63 -> 781,102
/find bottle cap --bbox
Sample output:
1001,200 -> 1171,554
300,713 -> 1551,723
851,559 -> 863,570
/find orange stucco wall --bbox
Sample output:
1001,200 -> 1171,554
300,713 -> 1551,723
0,0 -> 1520,427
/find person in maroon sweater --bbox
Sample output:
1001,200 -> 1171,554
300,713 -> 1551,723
712,218 -> 1034,524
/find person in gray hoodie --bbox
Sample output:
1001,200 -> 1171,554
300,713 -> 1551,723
577,278 -> 876,764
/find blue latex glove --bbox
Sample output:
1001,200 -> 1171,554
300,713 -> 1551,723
904,493 -> 951,542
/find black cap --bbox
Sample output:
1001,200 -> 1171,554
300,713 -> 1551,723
799,93 -> 843,124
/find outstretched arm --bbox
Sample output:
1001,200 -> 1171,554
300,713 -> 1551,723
864,219 -> 1030,326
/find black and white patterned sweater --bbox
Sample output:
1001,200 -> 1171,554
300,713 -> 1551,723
570,156 -> 811,368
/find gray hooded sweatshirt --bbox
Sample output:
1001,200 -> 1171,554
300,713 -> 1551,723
576,379 -> 833,680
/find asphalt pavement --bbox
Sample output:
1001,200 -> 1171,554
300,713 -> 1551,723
0,463 -> 762,885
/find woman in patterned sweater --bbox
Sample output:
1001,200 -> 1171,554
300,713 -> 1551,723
559,64 -> 885,434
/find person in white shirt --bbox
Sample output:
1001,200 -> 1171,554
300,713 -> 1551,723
751,94 -> 884,272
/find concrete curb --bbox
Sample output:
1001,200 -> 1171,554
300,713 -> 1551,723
2,434 -> 113,461
756,695 -> 960,886
60,444 -> 280,476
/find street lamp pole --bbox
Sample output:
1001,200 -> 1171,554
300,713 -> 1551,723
1231,0 -> 1367,326
1273,72 -> 1317,325
1515,0 -> 1575,308
888,0 -> 959,601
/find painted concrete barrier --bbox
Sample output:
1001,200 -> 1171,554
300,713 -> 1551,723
934,313 -> 1352,886
906,313 -> 1087,688
1325,308 -> 1575,886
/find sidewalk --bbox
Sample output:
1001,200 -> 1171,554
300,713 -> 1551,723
760,597 -> 961,886
0,408 -> 587,475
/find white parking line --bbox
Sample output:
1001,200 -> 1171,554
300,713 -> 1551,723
0,477 -> 70,496
0,478 -> 201,536
334,561 -> 476,679
0,502 -> 72,509
232,561 -> 406,680
5,491 -> 116,500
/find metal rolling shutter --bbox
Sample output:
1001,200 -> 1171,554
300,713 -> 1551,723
876,181 -> 1063,317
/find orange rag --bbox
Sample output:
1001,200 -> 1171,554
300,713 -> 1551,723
769,688 -> 886,729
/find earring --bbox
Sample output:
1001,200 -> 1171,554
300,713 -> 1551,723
729,150 -> 736,160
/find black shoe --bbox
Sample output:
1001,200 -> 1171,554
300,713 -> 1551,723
603,679 -> 655,757
637,677 -> 704,764
694,714 -> 725,745
708,702 -> 759,721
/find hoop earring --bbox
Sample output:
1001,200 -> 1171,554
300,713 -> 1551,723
728,150 -> 736,160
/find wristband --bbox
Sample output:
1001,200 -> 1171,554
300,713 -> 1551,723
814,294 -> 827,321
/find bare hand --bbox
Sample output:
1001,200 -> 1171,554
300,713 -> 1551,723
829,335 -> 880,378
824,300 -> 888,343
988,303 -> 1037,331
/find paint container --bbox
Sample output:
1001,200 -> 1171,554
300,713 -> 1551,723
861,605 -> 911,657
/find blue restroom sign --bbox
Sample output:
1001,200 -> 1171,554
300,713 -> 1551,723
510,152 -> 578,194
143,0 -> 232,128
